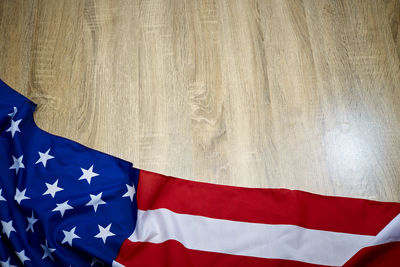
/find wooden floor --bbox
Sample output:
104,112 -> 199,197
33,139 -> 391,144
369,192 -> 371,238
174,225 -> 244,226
1,0 -> 399,202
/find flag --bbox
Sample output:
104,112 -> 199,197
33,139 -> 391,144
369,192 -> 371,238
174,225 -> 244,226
0,78 -> 399,267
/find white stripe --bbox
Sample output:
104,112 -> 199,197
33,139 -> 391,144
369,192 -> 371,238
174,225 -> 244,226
112,260 -> 125,267
129,209 -> 400,266
370,213 -> 400,246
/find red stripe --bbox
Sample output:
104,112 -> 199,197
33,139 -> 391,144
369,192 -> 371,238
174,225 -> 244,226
115,239 -> 325,267
137,170 -> 400,235
343,242 -> 400,267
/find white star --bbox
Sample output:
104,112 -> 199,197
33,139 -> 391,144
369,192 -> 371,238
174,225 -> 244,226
1,220 -> 16,237
62,226 -> 80,246
0,189 -> 6,201
43,179 -> 63,198
78,165 -> 99,184
0,257 -> 16,267
94,223 -> 115,243
52,200 -> 73,217
9,155 -> 25,174
41,239 -> 56,261
8,107 -> 17,118
85,193 -> 106,212
26,211 -> 38,232
6,119 -> 22,138
14,188 -> 30,204
35,148 -> 55,167
16,250 -> 30,265
91,257 -> 104,266
123,183 -> 136,201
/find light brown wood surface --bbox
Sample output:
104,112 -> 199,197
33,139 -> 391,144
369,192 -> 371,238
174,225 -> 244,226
1,0 -> 399,201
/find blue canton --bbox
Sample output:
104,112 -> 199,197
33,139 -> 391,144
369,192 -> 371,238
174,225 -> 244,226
0,79 -> 139,267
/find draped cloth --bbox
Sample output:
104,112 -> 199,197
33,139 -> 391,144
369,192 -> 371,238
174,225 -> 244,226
0,79 -> 399,267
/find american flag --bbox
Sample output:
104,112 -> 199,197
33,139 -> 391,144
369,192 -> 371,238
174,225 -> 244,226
1,78 -> 400,267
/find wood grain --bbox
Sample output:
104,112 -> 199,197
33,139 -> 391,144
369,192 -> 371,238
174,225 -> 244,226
1,0 -> 399,201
